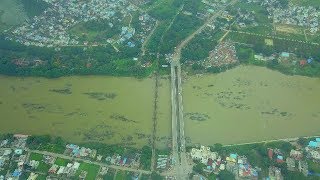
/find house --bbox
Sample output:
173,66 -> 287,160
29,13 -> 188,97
27,172 -> 38,180
276,155 -> 284,163
308,141 -> 319,148
12,169 -> 22,178
286,157 -> 295,171
268,148 -> 274,159
300,60 -> 307,66
290,150 -> 303,160
226,153 -> 237,163
269,166 -> 283,180
298,160 -> 308,176
281,52 -> 290,58
190,146 -> 218,165
14,149 -> 23,155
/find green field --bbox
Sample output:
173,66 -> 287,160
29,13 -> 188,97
290,0 -> 320,7
54,158 -> 70,167
29,153 -> 50,173
75,163 -> 100,180
0,0 -> 28,31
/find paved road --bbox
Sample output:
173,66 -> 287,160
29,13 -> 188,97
28,150 -> 151,175
169,1 -> 239,179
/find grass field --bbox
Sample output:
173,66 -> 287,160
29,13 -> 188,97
29,153 -> 50,174
54,158 -> 70,167
114,170 -> 132,180
75,162 -> 100,180
290,0 -> 320,7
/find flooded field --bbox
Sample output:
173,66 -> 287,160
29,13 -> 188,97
183,65 -> 320,145
0,76 -> 154,147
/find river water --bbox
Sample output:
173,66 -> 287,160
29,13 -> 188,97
183,65 -> 320,145
1,65 -> 320,148
0,76 -> 154,147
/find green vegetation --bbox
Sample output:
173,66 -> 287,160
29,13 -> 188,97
75,162 -> 100,180
69,21 -> 121,43
115,170 -> 126,180
27,135 -> 66,154
141,174 -> 152,180
158,0 -> 204,54
36,175 -> 47,180
290,0 -> 320,8
29,153 -> 43,161
210,141 -> 294,177
29,153 -> 50,173
103,168 -> 116,179
20,0 -> 49,18
0,35 -> 151,78
140,146 -> 152,170
54,158 -> 70,166
151,172 -> 163,180
218,170 -> 235,180
148,0 -> 183,20
182,29 -> 220,62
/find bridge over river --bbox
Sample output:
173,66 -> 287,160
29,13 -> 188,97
168,0 -> 238,179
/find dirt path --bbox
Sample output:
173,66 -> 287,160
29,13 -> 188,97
223,135 -> 320,147
141,21 -> 159,56
28,150 -> 151,174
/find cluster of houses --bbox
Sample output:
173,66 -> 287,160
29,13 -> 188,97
7,0 -> 155,48
190,138 -> 320,179
246,0 -> 319,34
0,148 -> 27,180
226,153 -> 259,179
207,41 -> 238,67
48,161 -> 82,178
65,144 -> 97,159
267,148 -> 308,178
105,153 -> 140,168
236,9 -> 258,28
190,146 -> 225,172
65,144 -> 141,169
306,138 -> 320,162
271,6 -> 319,34
0,135 -> 29,180
254,51 -> 315,67
190,146 -> 259,179
156,154 -> 172,171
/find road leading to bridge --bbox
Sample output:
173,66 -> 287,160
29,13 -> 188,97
170,0 -> 239,179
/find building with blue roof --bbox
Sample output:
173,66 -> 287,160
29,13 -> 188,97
316,138 -> 320,142
281,52 -> 290,58
230,153 -> 237,159
308,141 -> 318,148
12,169 -> 22,177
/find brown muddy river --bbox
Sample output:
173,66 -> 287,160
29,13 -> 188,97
0,76 -> 154,147
1,65 -> 320,148
183,65 -> 320,145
